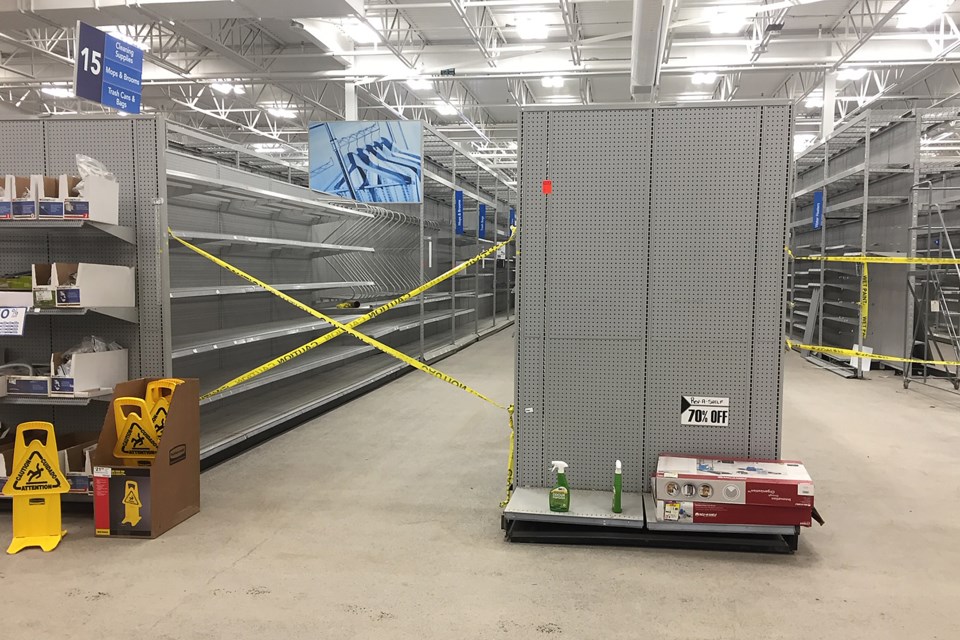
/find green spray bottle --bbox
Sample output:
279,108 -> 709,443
549,461 -> 570,512
612,459 -> 623,513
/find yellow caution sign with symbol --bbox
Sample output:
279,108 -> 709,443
1,422 -> 70,554
121,480 -> 143,527
146,378 -> 183,437
113,397 -> 161,466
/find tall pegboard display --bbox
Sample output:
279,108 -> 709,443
0,116 -> 168,431
515,104 -> 792,492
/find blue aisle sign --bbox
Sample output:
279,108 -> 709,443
812,191 -> 824,230
455,190 -> 464,235
74,22 -> 143,114
509,207 -> 516,228
478,204 -> 486,239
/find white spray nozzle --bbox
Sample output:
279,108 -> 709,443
550,461 -> 568,473
615,460 -> 622,474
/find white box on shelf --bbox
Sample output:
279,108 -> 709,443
32,262 -> 135,309
0,290 -> 32,307
65,173 -> 119,223
7,175 -> 38,220
50,349 -> 127,397
0,175 -> 14,220
37,176 -> 64,219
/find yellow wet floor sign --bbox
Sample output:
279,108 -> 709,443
121,480 -> 142,527
1,422 -> 70,554
113,397 -> 160,466
146,378 -> 183,437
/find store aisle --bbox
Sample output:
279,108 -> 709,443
4,330 -> 960,640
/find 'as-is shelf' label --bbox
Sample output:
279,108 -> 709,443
681,396 -> 729,427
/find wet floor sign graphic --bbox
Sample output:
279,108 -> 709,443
121,480 -> 143,527
1,422 -> 70,554
146,378 -> 183,437
114,397 -> 160,465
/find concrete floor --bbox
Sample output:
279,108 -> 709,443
4,328 -> 960,639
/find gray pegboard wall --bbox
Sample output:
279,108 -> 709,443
0,116 -> 168,432
515,104 -> 792,492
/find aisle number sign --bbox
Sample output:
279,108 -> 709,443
74,22 -> 143,114
812,191 -> 824,230
478,204 -> 486,239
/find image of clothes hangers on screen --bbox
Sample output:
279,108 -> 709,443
308,120 -> 423,203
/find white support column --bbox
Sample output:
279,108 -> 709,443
821,73 -> 837,138
345,82 -> 358,120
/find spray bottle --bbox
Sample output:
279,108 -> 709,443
612,460 -> 623,513
549,461 -> 570,512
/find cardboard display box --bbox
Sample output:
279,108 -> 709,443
32,262 -> 135,309
50,349 -> 128,397
0,175 -> 38,220
93,378 -> 200,539
37,174 -> 119,224
654,454 -> 814,508
655,500 -> 813,527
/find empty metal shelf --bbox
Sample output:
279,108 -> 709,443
170,281 -> 375,299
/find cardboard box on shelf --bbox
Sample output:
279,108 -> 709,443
0,175 -> 14,220
50,349 -> 128,397
93,378 -> 200,539
655,499 -> 813,527
6,375 -> 50,396
36,174 -> 119,224
8,176 -> 38,220
57,433 -> 100,493
32,262 -> 135,309
653,454 -> 814,508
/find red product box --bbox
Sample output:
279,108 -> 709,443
656,500 -> 813,527
654,454 -> 814,508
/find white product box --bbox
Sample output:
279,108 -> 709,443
654,454 -> 815,508
32,262 -> 135,309
50,349 -> 128,397
0,375 -> 6,397
2,175 -> 39,220
6,375 -> 51,396
0,290 -> 32,307
38,174 -> 118,224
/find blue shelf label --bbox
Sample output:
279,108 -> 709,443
812,191 -> 823,230
478,204 -> 486,239
74,22 -> 143,114
455,190 -> 464,235
509,207 -> 516,228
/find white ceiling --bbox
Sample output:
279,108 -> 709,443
0,0 -> 958,179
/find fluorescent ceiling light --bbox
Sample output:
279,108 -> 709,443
897,0 -> 952,28
340,17 -> 381,44
837,68 -> 868,81
514,15 -> 549,40
267,106 -> 297,118
210,82 -> 234,94
691,72 -> 718,85
507,141 -> 518,150
233,85 -> 246,95
541,76 -> 565,88
41,85 -> 74,98
434,102 -> 458,116
117,111 -> 129,117
676,92 -> 713,101
710,11 -> 750,34
101,26 -> 150,51
406,76 -> 432,91
804,95 -> 824,109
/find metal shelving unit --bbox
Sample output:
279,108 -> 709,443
1,115 -> 516,463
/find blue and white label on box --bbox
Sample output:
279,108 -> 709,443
74,21 -> 143,114
64,200 -> 90,219
0,307 -> 27,336
51,377 -> 75,395
455,190 -> 464,235
509,207 -> 516,228
0,201 -> 11,219
12,201 -> 36,218
39,201 -> 65,219
812,191 -> 824,230
478,204 -> 486,239
57,288 -> 82,306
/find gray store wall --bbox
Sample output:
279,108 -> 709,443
515,104 -> 792,492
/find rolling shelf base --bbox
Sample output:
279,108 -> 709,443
501,488 -> 799,554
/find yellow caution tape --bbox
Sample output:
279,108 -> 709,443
860,263 -> 868,340
499,405 -> 516,508
787,247 -> 960,265
169,228 -> 514,410
786,339 -> 960,366
171,227 -> 516,400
